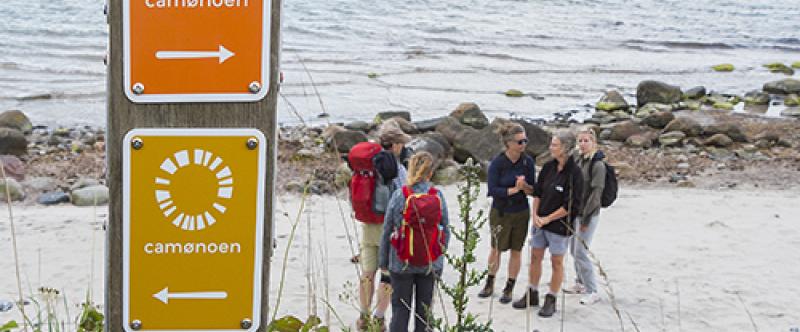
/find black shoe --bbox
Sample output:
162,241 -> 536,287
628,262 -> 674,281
512,288 -> 539,309
538,294 -> 557,317
499,289 -> 512,304
477,278 -> 494,298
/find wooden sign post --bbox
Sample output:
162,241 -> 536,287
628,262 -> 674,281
106,0 -> 281,330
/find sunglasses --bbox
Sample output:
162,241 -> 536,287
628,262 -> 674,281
516,139 -> 529,145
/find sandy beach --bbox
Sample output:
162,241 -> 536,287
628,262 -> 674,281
2,186 -> 799,331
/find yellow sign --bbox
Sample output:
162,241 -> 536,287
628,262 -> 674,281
123,128 -> 266,332
123,0 -> 271,102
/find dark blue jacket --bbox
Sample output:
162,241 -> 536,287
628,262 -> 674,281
487,152 -> 536,213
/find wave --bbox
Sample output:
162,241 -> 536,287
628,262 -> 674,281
622,39 -> 737,50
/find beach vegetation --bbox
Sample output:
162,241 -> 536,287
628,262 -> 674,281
504,89 -> 524,97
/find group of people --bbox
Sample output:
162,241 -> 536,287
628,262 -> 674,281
478,123 -> 606,318
348,123 -> 608,331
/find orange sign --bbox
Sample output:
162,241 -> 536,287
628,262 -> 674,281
123,129 -> 266,332
123,0 -> 271,102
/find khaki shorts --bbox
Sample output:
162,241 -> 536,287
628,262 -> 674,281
360,223 -> 383,272
489,208 -> 530,252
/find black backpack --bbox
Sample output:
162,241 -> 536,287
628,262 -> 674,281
590,158 -> 618,208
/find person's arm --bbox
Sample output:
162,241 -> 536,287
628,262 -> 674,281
439,190 -> 450,249
581,161 -> 606,225
531,167 -> 544,225
487,160 -> 513,198
378,190 -> 402,271
522,158 -> 536,195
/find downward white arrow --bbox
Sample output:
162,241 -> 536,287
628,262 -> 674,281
155,45 -> 235,64
153,287 -> 228,304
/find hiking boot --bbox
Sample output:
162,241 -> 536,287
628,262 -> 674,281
538,294 -> 557,317
356,314 -> 369,331
372,316 -> 387,332
579,292 -> 600,305
498,288 -> 512,304
512,288 -> 539,309
477,277 -> 494,298
563,283 -> 586,294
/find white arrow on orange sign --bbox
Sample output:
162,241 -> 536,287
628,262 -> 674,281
153,287 -> 228,304
155,45 -> 235,64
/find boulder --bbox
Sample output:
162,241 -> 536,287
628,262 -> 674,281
329,129 -> 368,153
344,121 -> 372,132
333,163 -> 351,189
608,121 -> 644,142
0,179 -> 24,202
658,131 -> 686,147
449,102 -> 489,129
704,123 -> 747,142
0,128 -> 27,156
595,90 -> 629,112
711,64 -> 734,72
744,90 -> 770,105
37,191 -> 70,205
284,181 -> 305,193
452,125 -> 503,167
663,117 -> 703,137
505,89 -> 525,97
683,86 -> 707,99
512,119 -> 552,157
0,110 -> 33,133
379,117 -> 419,135
375,111 -> 411,123
71,185 -> 109,206
642,111 -> 675,129
763,63 -> 795,75
23,176 -> 59,192
704,134 -> 733,147
413,117 -> 447,132
70,178 -> 101,191
0,155 -> 25,181
625,134 -> 653,148
407,136 -> 447,166
781,108 -> 800,118
712,102 -> 735,111
763,78 -> 800,94
785,94 -> 800,107
432,165 -> 461,185
435,116 -> 469,145
420,132 -> 452,157
636,80 -> 682,107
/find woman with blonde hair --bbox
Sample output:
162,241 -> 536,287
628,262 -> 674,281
564,127 -> 606,305
478,122 -> 535,304
379,151 -> 450,332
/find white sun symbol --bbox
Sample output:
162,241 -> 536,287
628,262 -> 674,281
153,149 -> 234,231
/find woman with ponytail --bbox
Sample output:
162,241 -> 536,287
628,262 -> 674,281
479,122 -> 536,305
378,151 -> 450,332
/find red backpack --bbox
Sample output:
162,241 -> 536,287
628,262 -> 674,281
390,186 -> 444,266
349,142 -> 384,224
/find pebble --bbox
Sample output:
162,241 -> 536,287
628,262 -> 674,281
0,299 -> 12,312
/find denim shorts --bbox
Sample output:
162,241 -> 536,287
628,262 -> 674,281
529,227 -> 571,256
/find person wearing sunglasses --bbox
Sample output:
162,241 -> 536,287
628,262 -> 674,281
478,122 -> 535,304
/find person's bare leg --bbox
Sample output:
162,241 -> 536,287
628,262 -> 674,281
488,248 -> 501,275
375,280 -> 391,315
359,271 -> 376,314
508,250 -> 521,279
530,248 -> 545,286
549,255 -> 565,295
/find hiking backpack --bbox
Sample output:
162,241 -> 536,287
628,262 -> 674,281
590,158 -> 618,208
348,142 -> 385,224
390,186 -> 444,266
